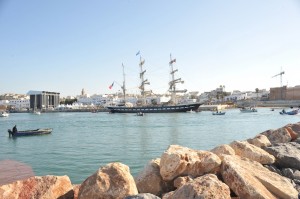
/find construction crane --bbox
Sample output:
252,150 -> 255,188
272,70 -> 285,87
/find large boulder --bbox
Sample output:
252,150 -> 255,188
0,175 -> 73,199
260,127 -> 291,144
162,174 -> 231,199
210,144 -> 235,157
173,176 -> 193,189
135,158 -> 173,197
247,134 -> 271,148
221,155 -> 298,199
229,141 -> 275,164
78,162 -> 138,199
125,193 -> 161,199
264,142 -> 300,170
160,145 -> 221,181
285,122 -> 300,138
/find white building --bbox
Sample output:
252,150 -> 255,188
8,97 -> 30,110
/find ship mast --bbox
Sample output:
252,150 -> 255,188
169,54 -> 187,104
121,63 -> 126,103
139,55 -> 150,105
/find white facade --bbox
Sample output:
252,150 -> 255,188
8,97 -> 30,110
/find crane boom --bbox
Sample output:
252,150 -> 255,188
272,71 -> 285,87
272,71 -> 284,78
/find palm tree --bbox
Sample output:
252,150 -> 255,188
255,88 -> 259,99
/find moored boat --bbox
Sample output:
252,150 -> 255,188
107,54 -> 202,113
0,112 -> 9,117
279,109 -> 299,115
8,128 -> 52,137
212,111 -> 226,115
240,107 -> 257,113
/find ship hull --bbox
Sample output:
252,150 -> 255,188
107,103 -> 202,113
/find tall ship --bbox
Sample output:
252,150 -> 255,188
107,54 -> 202,113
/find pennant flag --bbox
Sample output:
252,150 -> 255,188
109,82 -> 114,89
136,51 -> 140,56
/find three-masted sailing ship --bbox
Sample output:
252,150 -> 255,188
107,54 -> 202,113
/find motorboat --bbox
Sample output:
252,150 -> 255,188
212,111 -> 226,115
279,109 -> 299,115
240,107 -> 257,113
8,128 -> 52,137
0,112 -> 9,117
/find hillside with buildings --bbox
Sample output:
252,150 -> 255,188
1,85 -> 300,112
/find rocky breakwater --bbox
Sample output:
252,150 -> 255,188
1,122 -> 300,198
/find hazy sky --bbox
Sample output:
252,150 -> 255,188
1,0 -> 299,97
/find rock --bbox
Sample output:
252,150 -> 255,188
78,162 -> 138,199
0,175 -> 73,199
264,142 -> 300,170
285,126 -> 298,140
73,184 -> 80,199
173,176 -> 193,188
264,165 -> 282,175
260,127 -> 291,144
285,122 -> 300,137
161,191 -> 174,199
229,141 -> 275,164
282,168 -> 295,179
163,174 -> 231,199
247,134 -> 271,148
210,144 -> 235,157
293,137 -> 300,144
160,145 -> 221,181
221,155 -> 298,199
294,170 -> 300,180
135,158 -> 173,197
125,193 -> 161,199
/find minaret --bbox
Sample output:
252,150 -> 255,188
81,88 -> 85,96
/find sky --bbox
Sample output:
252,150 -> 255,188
1,0 -> 300,97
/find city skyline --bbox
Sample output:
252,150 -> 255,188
1,1 -> 300,97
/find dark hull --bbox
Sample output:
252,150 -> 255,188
212,112 -> 225,115
8,128 -> 52,137
107,103 -> 201,113
280,110 -> 299,115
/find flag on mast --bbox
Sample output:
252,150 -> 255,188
109,82 -> 114,89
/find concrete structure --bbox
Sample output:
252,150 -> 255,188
27,91 -> 60,110
269,86 -> 300,100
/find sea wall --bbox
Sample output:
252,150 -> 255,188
1,122 -> 300,199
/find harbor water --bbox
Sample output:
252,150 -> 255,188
1,108 -> 300,184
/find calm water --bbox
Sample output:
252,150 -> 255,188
1,108 -> 299,184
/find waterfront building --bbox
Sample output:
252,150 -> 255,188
8,98 -> 30,110
27,90 -> 60,110
270,85 -> 300,100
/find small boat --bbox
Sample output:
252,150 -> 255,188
8,128 -> 52,137
186,109 -> 196,113
0,112 -> 9,117
136,112 -> 144,116
33,111 -> 41,115
212,111 -> 226,115
240,107 -> 257,113
280,109 -> 299,115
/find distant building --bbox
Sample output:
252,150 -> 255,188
269,86 -> 300,100
27,91 -> 60,110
